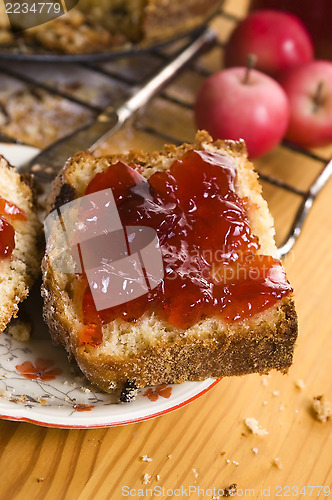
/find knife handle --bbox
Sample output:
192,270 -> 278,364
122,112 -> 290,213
93,28 -> 216,145
28,28 -> 216,182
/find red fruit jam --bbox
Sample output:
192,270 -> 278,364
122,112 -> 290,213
0,215 -> 15,259
0,196 -> 26,260
0,196 -> 27,222
80,150 -> 292,346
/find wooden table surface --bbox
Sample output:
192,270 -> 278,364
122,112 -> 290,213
0,1 -> 331,498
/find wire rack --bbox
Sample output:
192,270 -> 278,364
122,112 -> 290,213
0,6 -> 331,258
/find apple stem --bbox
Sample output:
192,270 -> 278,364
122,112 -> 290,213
313,81 -> 324,112
243,54 -> 257,85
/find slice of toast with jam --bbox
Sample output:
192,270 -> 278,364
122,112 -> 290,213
42,131 -> 298,395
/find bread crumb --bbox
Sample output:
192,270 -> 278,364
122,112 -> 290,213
167,454 -> 172,459
261,376 -> 269,387
141,455 -> 152,463
220,451 -> 226,456
232,461 -> 239,466
37,397 -> 48,405
81,387 -> 91,394
272,390 -> 280,397
279,405 -> 285,411
252,447 -> 259,454
226,459 -> 230,463
263,401 -> 268,406
295,379 -> 306,390
156,474 -> 160,481
272,458 -> 283,469
192,468 -> 199,478
36,477 -> 44,483
7,320 -> 31,342
120,381 -> 138,403
142,473 -> 151,485
244,418 -> 268,436
222,484 -> 237,497
312,395 -> 332,423
0,388 -> 11,399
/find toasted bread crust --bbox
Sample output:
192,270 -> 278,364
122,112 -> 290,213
42,131 -> 298,392
43,280 -> 297,391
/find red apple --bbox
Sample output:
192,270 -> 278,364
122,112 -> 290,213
249,0 -> 332,60
278,60 -> 332,148
224,10 -> 314,76
194,67 -> 289,158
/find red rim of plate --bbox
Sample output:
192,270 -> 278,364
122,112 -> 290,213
0,379 -> 220,429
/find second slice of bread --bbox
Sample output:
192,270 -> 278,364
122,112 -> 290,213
42,131 -> 298,393
0,156 -> 41,333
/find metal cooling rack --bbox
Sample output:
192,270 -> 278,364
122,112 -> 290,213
0,7 -> 331,258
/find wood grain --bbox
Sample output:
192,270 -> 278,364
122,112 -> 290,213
0,0 -> 331,498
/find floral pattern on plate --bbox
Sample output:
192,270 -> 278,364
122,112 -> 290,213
0,329 -> 218,427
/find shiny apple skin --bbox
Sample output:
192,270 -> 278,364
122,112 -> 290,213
195,67 -> 290,158
224,10 -> 314,76
278,60 -> 332,148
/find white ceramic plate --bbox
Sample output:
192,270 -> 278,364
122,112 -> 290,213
0,143 -> 219,428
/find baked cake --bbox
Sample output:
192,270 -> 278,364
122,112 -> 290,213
42,131 -> 298,395
0,83 -> 92,149
0,0 -> 223,55
0,156 -> 41,333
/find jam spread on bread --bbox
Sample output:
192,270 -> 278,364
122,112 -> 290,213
80,150 -> 292,346
0,196 -> 27,222
0,196 -> 26,259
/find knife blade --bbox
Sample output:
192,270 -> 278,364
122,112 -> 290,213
22,28 -> 216,183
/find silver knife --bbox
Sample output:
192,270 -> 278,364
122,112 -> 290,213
21,29 -> 215,183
